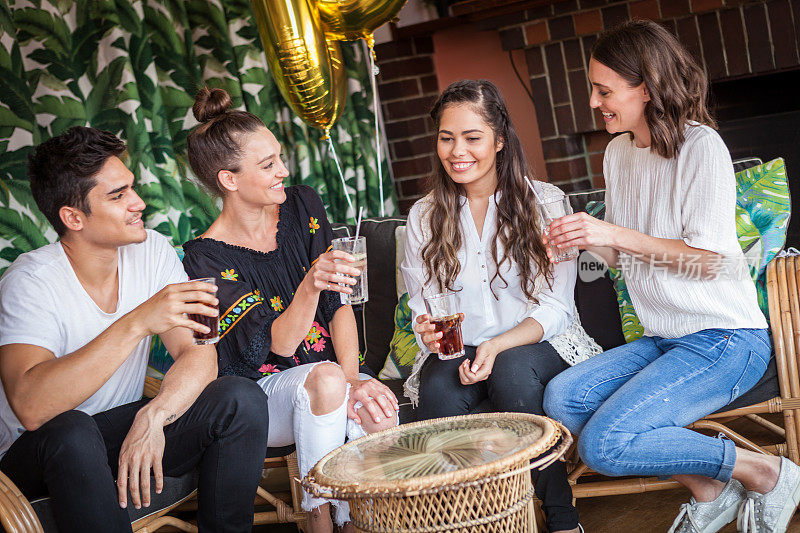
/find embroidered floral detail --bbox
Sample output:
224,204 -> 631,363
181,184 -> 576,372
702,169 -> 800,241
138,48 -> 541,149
358,351 -> 365,364
258,363 -> 280,376
270,296 -> 284,312
219,291 -> 264,338
309,217 -> 320,234
220,268 -> 238,281
303,322 -> 329,353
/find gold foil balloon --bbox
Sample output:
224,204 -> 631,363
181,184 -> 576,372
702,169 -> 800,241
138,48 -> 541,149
251,0 -> 346,132
316,0 -> 408,47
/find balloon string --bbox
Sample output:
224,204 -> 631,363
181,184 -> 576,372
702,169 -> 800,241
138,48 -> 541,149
367,43 -> 386,217
326,133 -> 355,221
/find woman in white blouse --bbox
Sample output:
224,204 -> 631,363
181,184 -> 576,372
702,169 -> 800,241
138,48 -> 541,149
543,21 -> 798,533
400,79 -> 600,533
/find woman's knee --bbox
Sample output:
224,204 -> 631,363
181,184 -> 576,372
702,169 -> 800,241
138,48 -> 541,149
543,374 -> 570,421
304,363 -> 347,415
576,420 -> 631,477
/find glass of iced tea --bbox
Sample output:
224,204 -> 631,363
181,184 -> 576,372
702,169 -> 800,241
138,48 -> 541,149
536,195 -> 580,263
188,277 -> 219,345
331,235 -> 368,305
424,291 -> 465,360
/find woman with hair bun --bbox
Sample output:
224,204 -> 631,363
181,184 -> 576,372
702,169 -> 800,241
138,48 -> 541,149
181,87 -> 398,532
401,79 -> 601,533
543,20 -> 800,533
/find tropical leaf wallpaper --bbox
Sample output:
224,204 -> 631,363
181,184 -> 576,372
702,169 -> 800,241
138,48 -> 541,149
0,0 -> 396,273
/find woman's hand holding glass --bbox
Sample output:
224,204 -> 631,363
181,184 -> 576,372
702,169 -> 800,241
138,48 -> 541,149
305,250 -> 362,295
459,339 -> 499,385
544,212 -> 618,260
414,313 -> 465,353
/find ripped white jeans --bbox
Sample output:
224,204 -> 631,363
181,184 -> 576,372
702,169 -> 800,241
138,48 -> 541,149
256,361 -> 370,525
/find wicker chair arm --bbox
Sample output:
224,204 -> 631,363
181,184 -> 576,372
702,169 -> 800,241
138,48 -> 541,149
0,470 -> 43,533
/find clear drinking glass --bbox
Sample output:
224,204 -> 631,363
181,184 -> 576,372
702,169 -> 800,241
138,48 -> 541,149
331,235 -> 368,305
188,277 -> 219,345
424,291 -> 465,360
536,195 -> 580,263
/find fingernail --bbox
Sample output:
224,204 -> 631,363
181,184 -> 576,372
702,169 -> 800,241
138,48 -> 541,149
120,502 -> 126,508
375,416 -> 381,422
135,505 -> 141,510
157,489 -> 162,494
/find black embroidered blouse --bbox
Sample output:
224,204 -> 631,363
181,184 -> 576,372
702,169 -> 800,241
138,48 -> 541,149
182,185 -> 345,380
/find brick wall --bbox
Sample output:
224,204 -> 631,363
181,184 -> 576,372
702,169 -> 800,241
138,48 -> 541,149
375,36 -> 439,213
376,0 -> 800,205
489,0 -> 800,190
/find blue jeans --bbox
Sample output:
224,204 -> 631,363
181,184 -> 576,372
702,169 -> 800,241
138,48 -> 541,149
543,328 -> 770,481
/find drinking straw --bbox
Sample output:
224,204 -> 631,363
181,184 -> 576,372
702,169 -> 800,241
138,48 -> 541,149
354,206 -> 365,241
524,175 -> 552,225
523,175 -> 545,205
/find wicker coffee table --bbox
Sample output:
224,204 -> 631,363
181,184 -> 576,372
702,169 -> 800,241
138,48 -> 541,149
303,412 -> 572,533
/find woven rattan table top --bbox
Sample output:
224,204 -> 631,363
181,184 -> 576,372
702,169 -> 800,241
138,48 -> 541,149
306,412 -> 561,498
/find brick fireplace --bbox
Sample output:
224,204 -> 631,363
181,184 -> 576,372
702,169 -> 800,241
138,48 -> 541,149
376,0 -> 800,243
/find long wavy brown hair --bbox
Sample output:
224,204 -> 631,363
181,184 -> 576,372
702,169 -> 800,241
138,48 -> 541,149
592,20 -> 716,159
421,80 -> 551,301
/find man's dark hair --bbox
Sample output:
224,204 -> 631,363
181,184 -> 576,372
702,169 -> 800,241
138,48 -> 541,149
28,126 -> 126,236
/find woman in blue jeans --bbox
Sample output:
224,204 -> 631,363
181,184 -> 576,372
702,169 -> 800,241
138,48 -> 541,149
543,21 -> 800,533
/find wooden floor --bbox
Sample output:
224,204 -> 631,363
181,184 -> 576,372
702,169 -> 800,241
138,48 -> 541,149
253,490 -> 800,532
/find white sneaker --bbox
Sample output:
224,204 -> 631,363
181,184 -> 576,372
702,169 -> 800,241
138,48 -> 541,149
668,479 -> 747,533
737,457 -> 800,533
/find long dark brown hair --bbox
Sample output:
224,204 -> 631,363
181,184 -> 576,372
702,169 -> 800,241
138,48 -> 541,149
187,87 -> 265,195
592,20 -> 716,159
421,79 -> 551,301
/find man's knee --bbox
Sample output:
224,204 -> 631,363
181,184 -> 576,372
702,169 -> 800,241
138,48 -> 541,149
204,375 -> 269,427
37,410 -> 106,466
304,363 -> 346,416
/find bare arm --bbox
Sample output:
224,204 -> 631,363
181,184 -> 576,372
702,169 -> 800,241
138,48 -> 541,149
0,280 -> 217,432
547,212 -> 720,277
0,314 -> 149,431
115,324 -> 218,510
269,250 -> 361,356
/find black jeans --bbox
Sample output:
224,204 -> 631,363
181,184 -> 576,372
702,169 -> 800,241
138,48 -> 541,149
417,343 -> 578,532
0,376 -> 269,533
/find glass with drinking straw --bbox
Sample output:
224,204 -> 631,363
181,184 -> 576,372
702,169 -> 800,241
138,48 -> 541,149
524,176 -> 580,263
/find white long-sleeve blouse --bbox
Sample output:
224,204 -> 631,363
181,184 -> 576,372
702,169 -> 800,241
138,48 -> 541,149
400,182 -> 601,403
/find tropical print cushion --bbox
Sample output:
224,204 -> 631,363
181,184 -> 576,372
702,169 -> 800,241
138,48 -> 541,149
588,157 -> 790,343
379,292 -> 419,380
379,225 -> 418,379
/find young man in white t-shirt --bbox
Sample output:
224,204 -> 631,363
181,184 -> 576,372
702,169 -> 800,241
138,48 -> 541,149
0,127 -> 269,532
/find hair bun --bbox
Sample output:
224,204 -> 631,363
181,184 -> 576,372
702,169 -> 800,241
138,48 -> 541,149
193,87 -> 231,123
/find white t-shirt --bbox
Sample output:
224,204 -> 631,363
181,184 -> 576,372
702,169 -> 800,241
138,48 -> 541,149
0,229 -> 187,457
604,124 -> 767,338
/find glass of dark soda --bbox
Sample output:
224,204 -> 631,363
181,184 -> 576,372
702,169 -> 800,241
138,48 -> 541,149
424,291 -> 465,360
189,277 -> 219,345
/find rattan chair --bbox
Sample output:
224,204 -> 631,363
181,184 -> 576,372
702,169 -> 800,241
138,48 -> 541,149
567,255 -> 800,499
